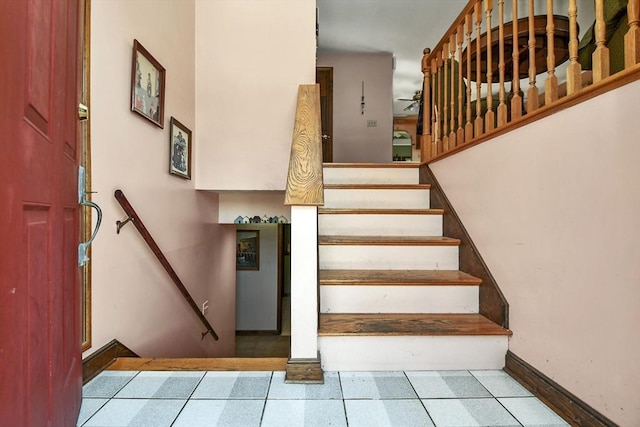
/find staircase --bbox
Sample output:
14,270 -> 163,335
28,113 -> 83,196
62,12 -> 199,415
317,163 -> 511,371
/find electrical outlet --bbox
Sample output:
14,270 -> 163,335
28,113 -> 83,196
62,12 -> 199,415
367,120 -> 377,127
202,300 -> 209,315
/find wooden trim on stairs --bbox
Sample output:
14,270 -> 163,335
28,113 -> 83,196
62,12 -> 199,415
505,351 -> 618,427
82,339 -> 138,384
420,165 -> 509,328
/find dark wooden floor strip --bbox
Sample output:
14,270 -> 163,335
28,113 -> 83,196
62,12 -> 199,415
319,269 -> 482,286
108,357 -> 289,371
319,235 -> 460,246
318,313 -> 512,336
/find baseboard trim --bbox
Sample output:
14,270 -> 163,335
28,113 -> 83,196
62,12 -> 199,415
82,339 -> 138,384
505,351 -> 618,427
285,355 -> 324,384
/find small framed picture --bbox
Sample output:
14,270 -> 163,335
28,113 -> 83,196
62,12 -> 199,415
236,230 -> 260,270
131,39 -> 166,128
169,117 -> 192,179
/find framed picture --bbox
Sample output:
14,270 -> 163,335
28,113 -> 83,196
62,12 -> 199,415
131,39 -> 165,128
236,230 -> 260,270
169,117 -> 192,179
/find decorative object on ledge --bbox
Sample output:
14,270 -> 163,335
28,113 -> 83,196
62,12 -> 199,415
130,39 -> 165,128
236,230 -> 260,271
169,117 -> 192,180
233,215 -> 288,224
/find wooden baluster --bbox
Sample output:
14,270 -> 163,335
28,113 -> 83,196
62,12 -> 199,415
435,57 -> 443,155
526,0 -> 539,113
421,48 -> 432,162
449,34 -> 457,147
592,0 -> 610,82
442,46 -> 449,152
497,0 -> 507,126
457,24 -> 465,144
474,1 -> 484,136
544,0 -> 558,104
465,12 -> 474,141
511,0 -> 523,119
431,57 -> 439,157
626,0 -> 640,68
485,0 -> 495,131
566,0 -> 582,94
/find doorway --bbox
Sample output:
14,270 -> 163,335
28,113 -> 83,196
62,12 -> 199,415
316,67 -> 333,163
234,223 -> 291,357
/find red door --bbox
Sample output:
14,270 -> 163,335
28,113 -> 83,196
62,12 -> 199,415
0,0 -> 82,425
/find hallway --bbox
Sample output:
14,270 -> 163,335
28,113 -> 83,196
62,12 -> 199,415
78,369 -> 568,426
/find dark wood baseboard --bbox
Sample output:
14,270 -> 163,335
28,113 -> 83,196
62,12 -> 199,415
285,355 -> 324,384
505,351 -> 618,427
82,339 -> 138,384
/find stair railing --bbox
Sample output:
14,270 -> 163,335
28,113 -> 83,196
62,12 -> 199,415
420,0 -> 640,163
284,84 -> 324,378
114,189 -> 218,341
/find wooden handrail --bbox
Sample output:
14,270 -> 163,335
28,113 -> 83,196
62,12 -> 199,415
284,84 -> 324,206
420,0 -> 640,163
114,189 -> 218,341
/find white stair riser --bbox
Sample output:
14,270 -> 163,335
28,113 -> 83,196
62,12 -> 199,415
320,285 -> 478,314
323,167 -> 419,185
319,245 -> 459,270
323,188 -> 430,209
319,214 -> 442,236
319,336 -> 508,371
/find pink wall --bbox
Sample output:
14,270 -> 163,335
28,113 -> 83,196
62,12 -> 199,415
431,80 -> 640,426
194,0 -> 317,191
85,0 -> 236,358
316,53 -> 394,163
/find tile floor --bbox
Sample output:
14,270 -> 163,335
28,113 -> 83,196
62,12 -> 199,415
79,369 -> 569,426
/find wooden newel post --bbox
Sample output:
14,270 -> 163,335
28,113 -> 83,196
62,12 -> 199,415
625,0 -> 640,68
421,48 -> 432,162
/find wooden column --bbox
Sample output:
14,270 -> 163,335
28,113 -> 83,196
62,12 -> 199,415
457,24 -> 465,144
526,0 -> 540,113
421,48 -> 432,162
474,2 -> 484,136
544,0 -> 559,105
485,0 -> 495,131
442,43 -> 450,152
592,0 -> 610,82
432,58 -> 441,156
625,0 -> 640,68
449,34 -> 457,146
497,0 -> 508,126
566,0 -> 583,94
465,12 -> 474,141
511,0 -> 523,119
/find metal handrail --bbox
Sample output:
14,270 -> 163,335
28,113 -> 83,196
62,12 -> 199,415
114,189 -> 218,341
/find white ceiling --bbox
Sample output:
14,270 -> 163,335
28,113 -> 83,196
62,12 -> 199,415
316,0 -> 469,116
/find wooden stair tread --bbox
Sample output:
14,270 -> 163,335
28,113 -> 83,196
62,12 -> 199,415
324,184 -> 430,190
319,235 -> 460,246
319,208 -> 443,215
318,313 -> 511,336
319,269 -> 482,286
108,357 -> 288,371
323,162 -> 419,168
